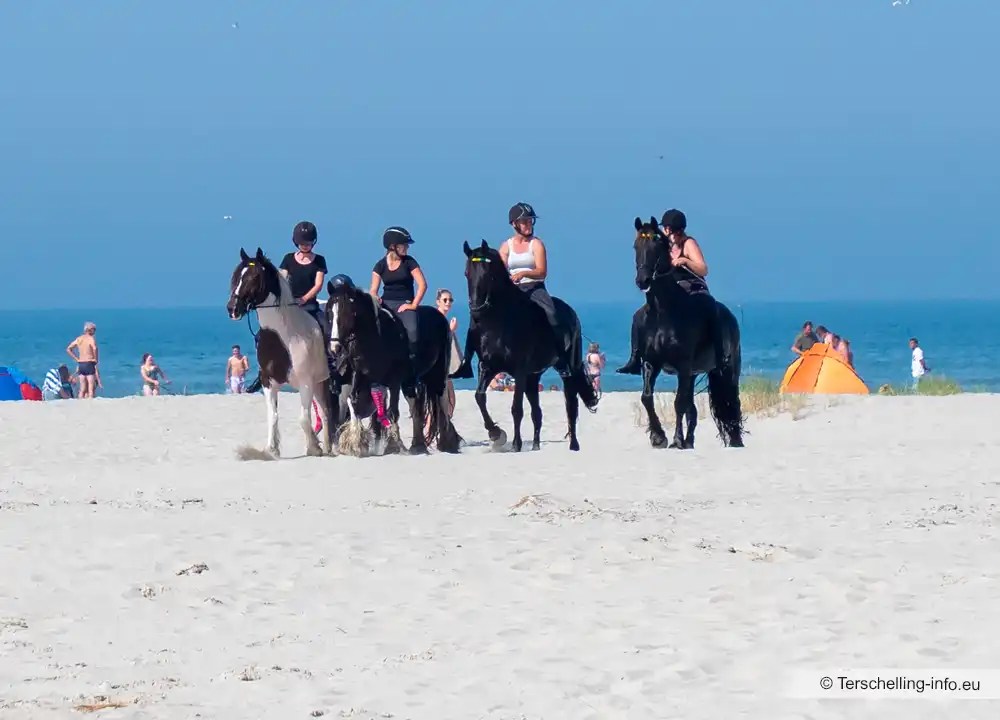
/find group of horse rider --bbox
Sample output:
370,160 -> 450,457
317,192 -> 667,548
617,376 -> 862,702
275,203 -> 710,379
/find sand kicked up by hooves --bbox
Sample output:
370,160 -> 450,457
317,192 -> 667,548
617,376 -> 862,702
2,390 -> 999,719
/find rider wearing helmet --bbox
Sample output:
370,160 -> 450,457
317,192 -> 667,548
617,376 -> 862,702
616,209 -> 710,375
453,202 -> 571,378
279,221 -> 329,328
369,226 -> 426,362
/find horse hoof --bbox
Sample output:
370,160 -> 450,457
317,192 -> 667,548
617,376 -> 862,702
730,439 -> 745,448
408,444 -> 429,456
512,440 -> 522,453
489,428 -> 507,449
532,441 -> 540,451
306,444 -> 323,457
650,435 -> 668,449
568,438 -> 580,451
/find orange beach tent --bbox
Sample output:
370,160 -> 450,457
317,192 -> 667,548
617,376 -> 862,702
779,343 -> 869,395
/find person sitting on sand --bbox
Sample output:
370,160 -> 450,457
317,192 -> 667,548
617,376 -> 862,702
791,321 -> 818,355
140,353 -> 171,396
42,364 -> 75,400
66,321 -> 102,398
225,344 -> 250,394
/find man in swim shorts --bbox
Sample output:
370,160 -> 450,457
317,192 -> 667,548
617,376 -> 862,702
66,321 -> 101,398
225,344 -> 250,393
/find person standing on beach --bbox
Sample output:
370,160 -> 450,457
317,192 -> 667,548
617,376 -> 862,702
225,344 -> 250,393
66,322 -> 101,398
791,321 -> 818,355
910,337 -> 928,389
140,353 -> 171,396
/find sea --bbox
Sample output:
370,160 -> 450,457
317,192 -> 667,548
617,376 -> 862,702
1,300 -> 996,398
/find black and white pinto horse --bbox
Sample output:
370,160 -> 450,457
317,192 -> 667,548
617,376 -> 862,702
227,247 -> 336,458
326,278 -> 462,455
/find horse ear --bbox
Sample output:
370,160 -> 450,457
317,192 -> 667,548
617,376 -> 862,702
634,217 -> 642,231
463,240 -> 472,257
240,247 -> 250,262
480,239 -> 489,251
650,216 -> 658,229
255,247 -> 264,259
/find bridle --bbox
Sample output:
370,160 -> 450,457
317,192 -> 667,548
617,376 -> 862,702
466,255 -> 496,312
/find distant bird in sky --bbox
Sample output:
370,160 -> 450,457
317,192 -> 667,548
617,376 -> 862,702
223,215 -> 233,221
232,22 -> 239,30
892,0 -> 909,6
658,155 -> 664,160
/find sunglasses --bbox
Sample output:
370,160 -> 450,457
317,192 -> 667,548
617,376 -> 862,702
440,297 -> 453,304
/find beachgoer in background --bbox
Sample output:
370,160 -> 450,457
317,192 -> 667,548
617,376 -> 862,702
910,337 -> 928,389
66,321 -> 101,398
42,365 -> 74,400
791,321 -> 818,355
370,226 -> 426,363
586,342 -> 606,392
549,384 -> 559,391
226,344 -> 250,393
435,288 -> 458,416
814,325 -> 833,345
279,221 -> 328,328
842,339 -> 854,368
140,353 -> 170,396
489,373 -> 511,391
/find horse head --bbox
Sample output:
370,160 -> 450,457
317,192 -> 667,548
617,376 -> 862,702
633,216 -> 672,292
463,239 -> 508,312
325,275 -> 379,356
228,247 -> 282,319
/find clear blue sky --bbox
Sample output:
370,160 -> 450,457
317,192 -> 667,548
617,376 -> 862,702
1,0 -> 997,309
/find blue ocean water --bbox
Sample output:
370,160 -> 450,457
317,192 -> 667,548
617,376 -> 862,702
1,300 -> 996,398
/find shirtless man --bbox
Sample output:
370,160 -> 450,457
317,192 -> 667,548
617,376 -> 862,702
225,344 -> 250,394
66,321 -> 102,398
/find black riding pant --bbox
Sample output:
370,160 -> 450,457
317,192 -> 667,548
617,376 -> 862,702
382,298 -> 419,351
520,282 -> 559,330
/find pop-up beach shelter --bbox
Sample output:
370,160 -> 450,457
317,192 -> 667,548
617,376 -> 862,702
0,366 -> 43,401
779,344 -> 869,395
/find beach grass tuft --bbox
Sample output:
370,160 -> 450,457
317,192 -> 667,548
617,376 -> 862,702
880,375 -> 965,396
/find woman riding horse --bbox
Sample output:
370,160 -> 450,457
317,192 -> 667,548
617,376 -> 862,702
617,209 -> 710,375
454,202 -> 572,377
279,221 -> 329,329
370,226 -> 427,366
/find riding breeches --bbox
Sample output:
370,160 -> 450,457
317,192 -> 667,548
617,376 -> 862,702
382,299 -> 419,350
520,282 -> 559,331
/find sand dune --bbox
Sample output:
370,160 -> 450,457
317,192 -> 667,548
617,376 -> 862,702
2,391 -> 999,719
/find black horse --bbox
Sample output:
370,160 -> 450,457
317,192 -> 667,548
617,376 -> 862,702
326,277 -> 461,455
627,217 -> 745,449
458,239 -> 598,452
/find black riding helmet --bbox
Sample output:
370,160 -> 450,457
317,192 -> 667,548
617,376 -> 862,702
382,226 -> 414,250
292,220 -> 318,246
508,202 -> 538,225
328,273 -> 354,290
660,209 -> 687,233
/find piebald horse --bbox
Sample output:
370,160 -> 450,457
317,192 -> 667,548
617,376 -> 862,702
227,247 -> 335,458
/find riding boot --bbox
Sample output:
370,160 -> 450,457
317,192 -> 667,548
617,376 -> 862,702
451,318 -> 480,380
616,308 -> 644,375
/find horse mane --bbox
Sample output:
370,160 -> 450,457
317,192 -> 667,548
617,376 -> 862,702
465,240 -> 518,296
258,255 -> 292,307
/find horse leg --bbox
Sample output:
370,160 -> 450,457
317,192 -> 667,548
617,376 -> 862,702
475,365 -> 507,450
525,373 -> 543,451
262,382 -> 281,457
406,389 -> 429,455
383,383 -> 404,454
314,379 -> 335,456
641,363 -> 668,449
299,386 -> 324,457
670,373 -> 696,450
510,381 -> 526,452
562,372 -> 581,451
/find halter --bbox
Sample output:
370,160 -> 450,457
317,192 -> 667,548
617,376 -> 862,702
466,255 -> 495,313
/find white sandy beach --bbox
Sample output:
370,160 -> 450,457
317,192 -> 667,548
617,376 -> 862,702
2,390 -> 999,719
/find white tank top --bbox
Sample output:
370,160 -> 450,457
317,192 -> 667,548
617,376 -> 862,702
506,238 -> 539,285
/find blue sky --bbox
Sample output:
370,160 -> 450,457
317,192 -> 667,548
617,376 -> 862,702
1,0 -> 997,309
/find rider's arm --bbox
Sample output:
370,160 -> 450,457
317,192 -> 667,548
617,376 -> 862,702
678,237 -> 708,277
301,255 -> 327,304
410,263 -> 427,307
369,258 -> 384,300
523,238 -> 548,282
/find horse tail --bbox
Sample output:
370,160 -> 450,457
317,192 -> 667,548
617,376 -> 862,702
707,308 -> 745,447
416,382 -> 440,447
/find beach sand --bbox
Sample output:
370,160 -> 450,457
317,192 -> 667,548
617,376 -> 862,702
2,390 -> 999,719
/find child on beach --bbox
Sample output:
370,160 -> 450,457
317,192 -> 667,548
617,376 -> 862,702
225,345 -> 250,394
42,365 -> 75,400
66,322 -> 101,398
585,342 -> 606,392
